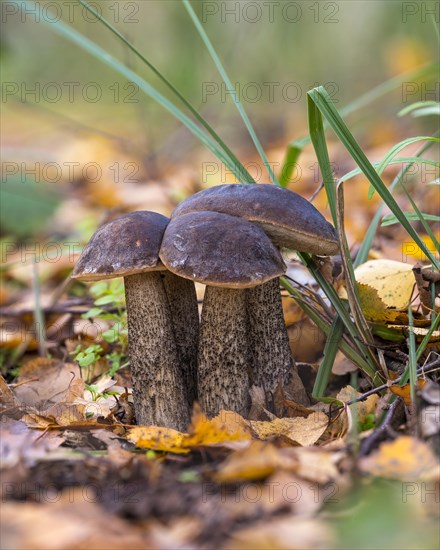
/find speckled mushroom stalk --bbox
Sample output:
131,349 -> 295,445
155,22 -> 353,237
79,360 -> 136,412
172,184 -> 339,407
160,211 -> 286,418
72,211 -> 193,430
162,272 -> 199,404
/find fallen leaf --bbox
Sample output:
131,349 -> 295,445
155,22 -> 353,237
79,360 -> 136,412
355,282 -> 409,323
250,412 -> 328,446
225,515 -> 334,550
127,426 -> 190,454
359,436 -> 440,481
337,385 -> 379,426
390,380 -> 427,406
128,406 -> 251,453
215,441 -> 290,482
352,259 -> 416,310
184,407 -> 251,447
289,447 -> 342,484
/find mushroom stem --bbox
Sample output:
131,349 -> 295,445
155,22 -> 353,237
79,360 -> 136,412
198,286 -> 250,418
246,278 -> 309,407
124,272 -> 190,430
162,272 -> 199,405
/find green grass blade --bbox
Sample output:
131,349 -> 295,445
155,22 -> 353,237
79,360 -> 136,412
307,98 -> 337,222
182,0 -> 278,185
78,0 -> 255,184
17,2 -> 257,182
281,278 -> 377,378
280,62 -> 439,178
355,134 -> 439,266
307,87 -> 440,270
416,313 -> 440,361
398,182 -> 440,250
341,157 -> 439,183
297,252 -> 380,380
312,319 -> 344,398
381,212 -> 440,227
375,136 -> 439,177
398,101 -> 440,117
279,136 -> 310,188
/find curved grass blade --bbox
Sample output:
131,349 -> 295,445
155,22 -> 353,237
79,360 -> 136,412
281,278 -> 377,380
381,212 -> 440,226
182,0 -> 278,185
280,62 -> 439,179
355,134 -> 439,266
307,86 -> 439,270
78,0 -> 255,184
15,1 -> 248,182
341,157 -> 439,183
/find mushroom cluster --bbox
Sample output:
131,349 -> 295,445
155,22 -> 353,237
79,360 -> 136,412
72,184 -> 338,428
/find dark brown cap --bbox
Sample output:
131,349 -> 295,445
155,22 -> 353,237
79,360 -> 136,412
172,184 -> 339,256
159,211 -> 286,288
72,211 -> 169,281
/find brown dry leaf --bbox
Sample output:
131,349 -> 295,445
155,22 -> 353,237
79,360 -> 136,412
0,418 -> 65,469
273,383 -> 314,419
336,385 -> 379,426
390,380 -> 427,406
0,374 -> 20,417
215,441 -> 291,482
225,515 -> 334,550
13,358 -> 81,408
1,496 -> 149,550
289,447 -> 342,484
359,436 -> 440,481
413,263 -> 440,312
250,412 -> 328,446
265,471 -> 334,517
281,295 -> 305,326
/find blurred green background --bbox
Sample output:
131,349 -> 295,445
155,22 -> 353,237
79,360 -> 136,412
1,0 -> 439,159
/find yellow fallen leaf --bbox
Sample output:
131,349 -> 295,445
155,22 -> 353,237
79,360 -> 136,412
184,407 -> 251,447
355,283 -> 409,323
250,413 -> 328,446
127,426 -> 190,454
360,436 -> 440,481
353,260 -> 416,309
215,441 -> 289,482
128,406 -> 251,453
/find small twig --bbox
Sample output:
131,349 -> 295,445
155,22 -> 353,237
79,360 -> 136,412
360,397 -> 401,455
0,300 -> 116,317
343,358 -> 440,407
309,181 -> 325,202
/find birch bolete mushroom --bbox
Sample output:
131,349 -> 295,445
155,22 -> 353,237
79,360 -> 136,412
172,184 -> 339,404
72,211 -> 195,430
159,211 -> 286,418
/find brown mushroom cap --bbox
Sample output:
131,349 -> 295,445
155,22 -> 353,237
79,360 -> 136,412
172,184 -> 339,256
72,211 -> 169,281
159,211 -> 286,288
